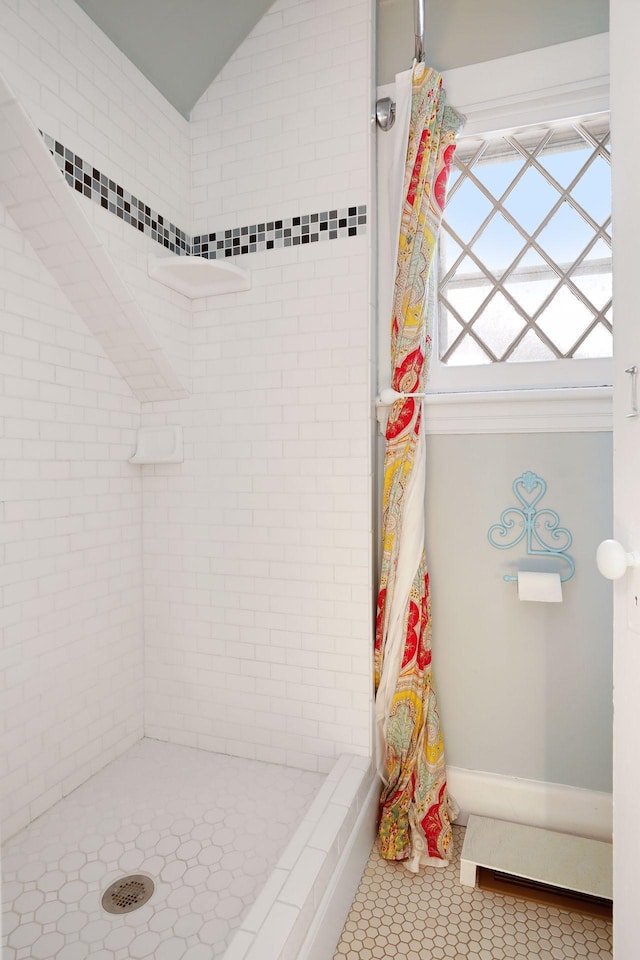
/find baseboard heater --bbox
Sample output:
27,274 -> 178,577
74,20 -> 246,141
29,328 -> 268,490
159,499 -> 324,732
461,815 -> 613,918
477,867 -> 612,919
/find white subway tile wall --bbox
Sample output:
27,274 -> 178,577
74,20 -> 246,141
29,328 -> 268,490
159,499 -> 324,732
81,199 -> 193,393
0,0 -> 190,231
0,0 -> 374,843
143,0 -> 374,771
0,199 -> 144,841
142,240 -> 373,770
0,87 -> 189,404
0,0 -> 194,401
0,0 -> 189,837
190,0 -> 372,234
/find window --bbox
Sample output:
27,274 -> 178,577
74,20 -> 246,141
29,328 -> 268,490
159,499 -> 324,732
439,114 -> 611,369
374,34 -> 613,430
417,32 -> 612,402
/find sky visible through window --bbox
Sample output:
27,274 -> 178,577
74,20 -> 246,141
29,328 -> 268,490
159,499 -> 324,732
439,115 -> 612,366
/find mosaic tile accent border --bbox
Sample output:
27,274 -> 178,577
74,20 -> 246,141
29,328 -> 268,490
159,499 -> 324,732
42,132 -> 189,255
41,132 -> 367,260
192,207 -> 367,259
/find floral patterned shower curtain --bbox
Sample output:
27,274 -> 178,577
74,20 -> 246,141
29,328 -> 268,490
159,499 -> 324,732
374,63 -> 462,872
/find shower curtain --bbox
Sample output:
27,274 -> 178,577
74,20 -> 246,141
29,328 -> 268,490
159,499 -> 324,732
375,62 -> 462,872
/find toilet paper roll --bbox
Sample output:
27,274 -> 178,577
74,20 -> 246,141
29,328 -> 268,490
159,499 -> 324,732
517,571 -> 563,602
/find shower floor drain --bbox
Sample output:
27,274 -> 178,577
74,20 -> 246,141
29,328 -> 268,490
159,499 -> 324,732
101,874 -> 155,914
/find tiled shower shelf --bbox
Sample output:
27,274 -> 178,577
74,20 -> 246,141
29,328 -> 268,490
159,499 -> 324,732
148,254 -> 250,298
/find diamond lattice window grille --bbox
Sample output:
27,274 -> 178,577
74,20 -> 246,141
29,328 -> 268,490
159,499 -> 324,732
438,114 -> 612,366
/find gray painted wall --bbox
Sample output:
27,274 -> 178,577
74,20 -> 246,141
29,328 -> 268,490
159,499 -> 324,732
425,431 -> 613,792
377,0 -> 609,82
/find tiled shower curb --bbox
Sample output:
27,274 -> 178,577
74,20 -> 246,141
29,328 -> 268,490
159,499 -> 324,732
223,755 -> 378,960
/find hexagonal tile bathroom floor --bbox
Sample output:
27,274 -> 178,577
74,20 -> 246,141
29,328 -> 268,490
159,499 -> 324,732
1,739 -> 323,960
334,826 -> 612,960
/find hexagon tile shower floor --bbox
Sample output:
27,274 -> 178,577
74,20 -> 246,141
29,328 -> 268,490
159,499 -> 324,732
1,739 -> 322,960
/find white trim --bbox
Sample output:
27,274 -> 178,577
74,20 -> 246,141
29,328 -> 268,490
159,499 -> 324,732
375,386 -> 612,435
448,765 -> 612,843
442,33 -> 609,138
376,35 -> 610,137
426,358 -> 613,396
423,385 -> 612,434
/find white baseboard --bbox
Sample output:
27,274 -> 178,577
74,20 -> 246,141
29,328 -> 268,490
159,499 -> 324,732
298,773 -> 380,960
447,765 -> 612,842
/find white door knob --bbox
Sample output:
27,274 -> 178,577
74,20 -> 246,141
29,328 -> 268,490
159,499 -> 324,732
596,539 -> 640,580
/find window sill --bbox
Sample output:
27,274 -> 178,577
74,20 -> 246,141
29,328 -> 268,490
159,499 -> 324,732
376,386 -> 612,436
422,386 -> 612,435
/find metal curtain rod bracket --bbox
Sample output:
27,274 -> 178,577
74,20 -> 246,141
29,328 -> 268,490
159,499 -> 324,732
376,97 -> 396,132
487,470 -> 575,583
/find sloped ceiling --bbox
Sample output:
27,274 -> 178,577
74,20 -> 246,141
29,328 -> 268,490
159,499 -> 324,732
73,0 -> 274,118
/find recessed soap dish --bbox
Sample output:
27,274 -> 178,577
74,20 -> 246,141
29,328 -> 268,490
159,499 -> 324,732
129,426 -> 183,464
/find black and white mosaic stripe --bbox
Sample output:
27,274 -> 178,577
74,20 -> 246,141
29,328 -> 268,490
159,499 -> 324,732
192,207 -> 367,259
42,132 -> 189,254
41,132 -> 367,260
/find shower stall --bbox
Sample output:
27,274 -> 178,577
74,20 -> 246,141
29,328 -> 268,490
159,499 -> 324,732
0,0 -> 378,957
0,0 -> 615,956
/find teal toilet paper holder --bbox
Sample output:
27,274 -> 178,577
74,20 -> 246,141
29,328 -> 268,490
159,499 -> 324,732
487,470 -> 575,583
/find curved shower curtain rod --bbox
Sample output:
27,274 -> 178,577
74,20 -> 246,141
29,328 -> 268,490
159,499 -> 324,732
375,0 -> 425,131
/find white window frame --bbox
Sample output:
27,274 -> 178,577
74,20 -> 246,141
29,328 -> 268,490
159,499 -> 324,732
376,33 -> 612,434
430,33 -> 611,404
